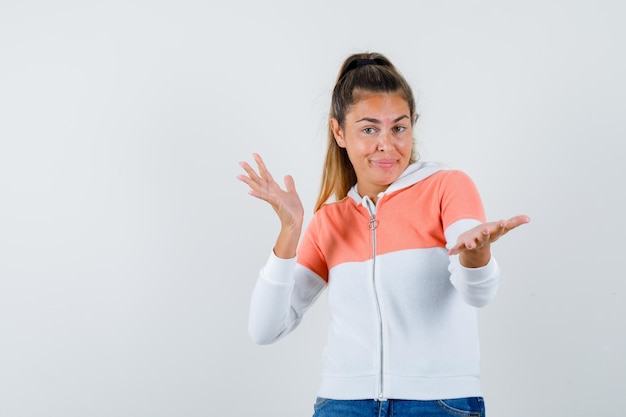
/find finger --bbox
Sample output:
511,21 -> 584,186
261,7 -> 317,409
481,219 -> 505,236
236,173 -> 252,186
284,175 -> 296,193
462,235 -> 479,250
507,215 -> 531,228
448,242 -> 464,255
238,164 -> 274,201
253,153 -> 275,184
499,215 -> 530,235
448,226 -> 480,254
497,220 -> 507,237
450,238 -> 477,254
482,227 -> 492,242
239,161 -> 264,185
472,227 -> 491,249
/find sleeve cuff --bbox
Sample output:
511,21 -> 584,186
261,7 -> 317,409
260,251 -> 297,284
455,255 -> 499,284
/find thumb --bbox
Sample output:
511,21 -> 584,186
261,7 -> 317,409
284,175 -> 296,193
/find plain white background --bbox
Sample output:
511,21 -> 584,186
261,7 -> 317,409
1,1 -> 624,416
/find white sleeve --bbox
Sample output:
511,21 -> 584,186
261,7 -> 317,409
248,251 -> 326,345
445,219 -> 500,308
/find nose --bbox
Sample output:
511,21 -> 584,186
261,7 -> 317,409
377,132 -> 392,151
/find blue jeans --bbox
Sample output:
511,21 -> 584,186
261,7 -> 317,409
312,397 -> 485,417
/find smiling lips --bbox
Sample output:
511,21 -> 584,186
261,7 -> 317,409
371,159 -> 397,169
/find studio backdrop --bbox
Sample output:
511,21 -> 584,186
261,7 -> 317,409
0,1 -> 624,416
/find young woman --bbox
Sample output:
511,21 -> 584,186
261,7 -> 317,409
238,52 -> 529,417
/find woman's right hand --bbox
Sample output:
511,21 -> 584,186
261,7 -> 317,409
238,153 -> 304,258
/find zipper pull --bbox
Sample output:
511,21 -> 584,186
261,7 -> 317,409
363,196 -> 378,230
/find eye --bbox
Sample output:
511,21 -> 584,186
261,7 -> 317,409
362,127 -> 377,135
393,126 -> 407,133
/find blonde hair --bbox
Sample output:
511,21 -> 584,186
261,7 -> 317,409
314,52 -> 419,212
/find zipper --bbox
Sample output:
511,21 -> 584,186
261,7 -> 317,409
363,196 -> 384,400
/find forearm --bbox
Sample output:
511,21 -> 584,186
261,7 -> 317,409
273,224 -> 302,259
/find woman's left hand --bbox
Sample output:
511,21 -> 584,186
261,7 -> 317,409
449,215 -> 531,267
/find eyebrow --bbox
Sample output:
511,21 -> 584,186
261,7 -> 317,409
355,115 -> 410,124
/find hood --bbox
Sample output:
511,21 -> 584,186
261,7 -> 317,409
347,161 -> 447,205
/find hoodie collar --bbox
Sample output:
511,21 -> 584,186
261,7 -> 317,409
347,161 -> 447,205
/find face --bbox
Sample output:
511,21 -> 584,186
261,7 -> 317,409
331,91 -> 413,201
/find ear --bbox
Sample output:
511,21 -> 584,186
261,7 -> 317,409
330,118 -> 346,148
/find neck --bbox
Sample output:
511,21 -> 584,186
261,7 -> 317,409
357,185 -> 386,204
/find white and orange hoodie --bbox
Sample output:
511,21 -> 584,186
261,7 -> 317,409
249,161 -> 500,401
